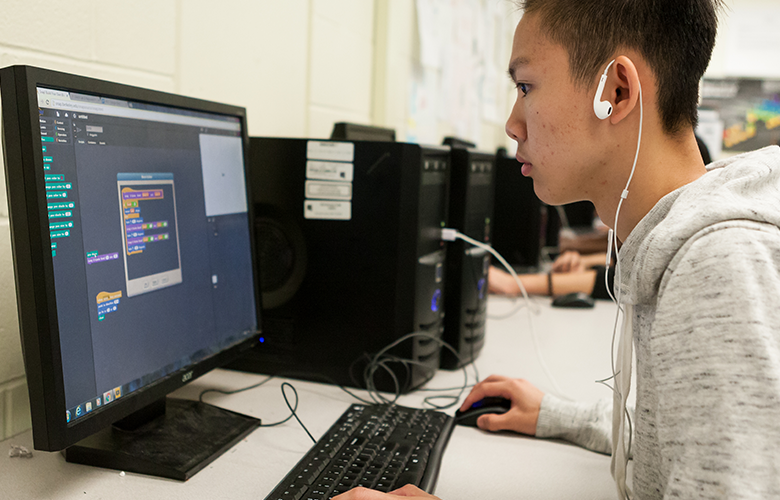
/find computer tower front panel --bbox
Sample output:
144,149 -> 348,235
228,138 -> 449,394
407,150 -> 450,387
441,150 -> 495,369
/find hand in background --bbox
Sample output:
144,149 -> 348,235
333,484 -> 441,500
459,375 -> 545,435
551,250 -> 585,273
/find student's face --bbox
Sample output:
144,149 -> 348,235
505,13 -> 603,205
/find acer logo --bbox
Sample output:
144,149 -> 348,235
182,371 -> 193,383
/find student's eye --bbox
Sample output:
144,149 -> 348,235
516,82 -> 529,96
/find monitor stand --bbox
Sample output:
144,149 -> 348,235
62,397 -> 260,480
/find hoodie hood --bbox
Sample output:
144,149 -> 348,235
617,145 -> 780,305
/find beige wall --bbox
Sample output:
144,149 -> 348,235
706,0 -> 780,79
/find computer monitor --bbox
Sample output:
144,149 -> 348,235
0,65 -> 261,480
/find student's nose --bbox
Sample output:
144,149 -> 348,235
505,97 -> 527,144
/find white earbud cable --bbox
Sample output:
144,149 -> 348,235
603,65 -> 643,500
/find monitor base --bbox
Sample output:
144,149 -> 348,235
63,397 -> 260,481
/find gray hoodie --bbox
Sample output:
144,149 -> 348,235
535,146 -> 780,499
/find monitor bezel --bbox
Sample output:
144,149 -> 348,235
0,65 -> 262,451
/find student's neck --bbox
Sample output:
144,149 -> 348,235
595,130 -> 707,243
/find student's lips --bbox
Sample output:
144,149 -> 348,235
516,156 -> 532,176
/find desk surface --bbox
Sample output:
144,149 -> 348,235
0,297 -> 620,500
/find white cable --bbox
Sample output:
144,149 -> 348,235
604,75 -> 643,368
442,227 -> 533,319
443,229 -> 574,401
604,72 -> 643,500
447,231 -> 534,309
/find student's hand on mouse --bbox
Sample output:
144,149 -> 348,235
333,484 -> 440,500
460,375 -> 544,435
551,251 -> 585,273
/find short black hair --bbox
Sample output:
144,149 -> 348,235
517,0 -> 723,135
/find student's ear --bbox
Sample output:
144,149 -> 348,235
608,56 -> 641,125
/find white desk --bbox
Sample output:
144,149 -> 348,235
0,297 -> 620,499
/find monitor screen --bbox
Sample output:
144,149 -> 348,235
1,66 -> 261,476
38,85 -> 256,424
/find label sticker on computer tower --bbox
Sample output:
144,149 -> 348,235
304,200 -> 351,220
306,141 -> 354,162
306,160 -> 354,182
305,180 -> 352,200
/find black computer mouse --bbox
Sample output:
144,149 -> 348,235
551,291 -> 595,308
454,397 -> 512,427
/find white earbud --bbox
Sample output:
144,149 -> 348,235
593,60 -> 616,120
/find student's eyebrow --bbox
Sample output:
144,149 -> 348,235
507,56 -> 530,81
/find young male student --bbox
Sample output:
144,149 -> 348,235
336,0 -> 780,498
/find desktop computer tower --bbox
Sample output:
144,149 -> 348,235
491,152 -> 543,270
227,138 -> 450,394
440,148 -> 495,369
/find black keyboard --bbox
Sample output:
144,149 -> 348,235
265,403 -> 455,500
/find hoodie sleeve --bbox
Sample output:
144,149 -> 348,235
534,394 -> 616,455
651,221 -> 780,498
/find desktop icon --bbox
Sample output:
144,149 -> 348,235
95,396 -> 102,407
75,405 -> 83,417
103,390 -> 113,403
85,401 -> 92,413
66,410 -> 71,423
114,386 -> 122,399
